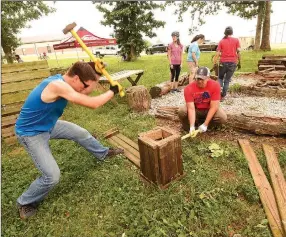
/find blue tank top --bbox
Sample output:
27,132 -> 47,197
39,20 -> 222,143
15,74 -> 68,136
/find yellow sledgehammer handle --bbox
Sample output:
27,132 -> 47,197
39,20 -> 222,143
181,130 -> 201,140
63,23 -> 125,97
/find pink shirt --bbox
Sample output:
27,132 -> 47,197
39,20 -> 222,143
168,42 -> 183,65
217,37 -> 240,63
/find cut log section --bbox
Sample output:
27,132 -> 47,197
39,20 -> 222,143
238,139 -> 284,237
104,128 -> 140,168
126,85 -> 151,112
227,113 -> 286,136
155,106 -> 179,121
263,144 -> 286,234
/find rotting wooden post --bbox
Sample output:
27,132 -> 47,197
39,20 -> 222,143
263,144 -> 286,234
138,126 -> 184,189
238,139 -> 284,237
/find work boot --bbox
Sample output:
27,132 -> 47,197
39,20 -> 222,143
106,148 -> 124,158
17,203 -> 37,219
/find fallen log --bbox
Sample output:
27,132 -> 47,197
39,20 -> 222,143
149,73 -> 188,98
258,59 -> 285,66
227,113 -> 286,136
262,55 -> 286,60
259,65 -> 286,71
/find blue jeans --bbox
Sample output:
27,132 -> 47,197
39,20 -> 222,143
16,120 -> 109,206
218,62 -> 237,97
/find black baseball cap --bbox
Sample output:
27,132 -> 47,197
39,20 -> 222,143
196,67 -> 210,80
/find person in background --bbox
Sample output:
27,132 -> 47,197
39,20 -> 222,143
15,54 -> 24,63
178,67 -> 227,134
187,34 -> 205,84
213,26 -> 241,101
15,61 -> 124,219
167,31 -> 184,92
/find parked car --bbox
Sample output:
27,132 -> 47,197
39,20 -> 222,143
93,46 -> 120,57
146,44 -> 168,55
185,40 -> 218,53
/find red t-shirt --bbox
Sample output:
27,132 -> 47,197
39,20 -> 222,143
184,80 -> 221,110
217,37 -> 240,63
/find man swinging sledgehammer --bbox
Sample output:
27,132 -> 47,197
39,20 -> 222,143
15,61 -> 124,219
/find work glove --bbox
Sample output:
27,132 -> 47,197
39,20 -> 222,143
189,126 -> 195,135
237,62 -> 241,70
198,124 -> 208,133
109,84 -> 120,95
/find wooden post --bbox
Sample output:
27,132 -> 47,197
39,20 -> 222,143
138,127 -> 184,189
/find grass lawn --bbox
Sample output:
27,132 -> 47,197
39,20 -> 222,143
2,49 -> 286,237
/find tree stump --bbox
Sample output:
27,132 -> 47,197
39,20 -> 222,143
126,85 -> 151,112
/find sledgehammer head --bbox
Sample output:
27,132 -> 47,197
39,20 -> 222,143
63,22 -> 77,34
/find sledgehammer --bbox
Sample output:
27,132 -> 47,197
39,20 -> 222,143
63,22 -> 125,97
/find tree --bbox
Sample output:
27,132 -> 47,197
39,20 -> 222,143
1,1 -> 55,63
94,1 -> 165,61
260,1 -> 271,50
173,1 -> 272,51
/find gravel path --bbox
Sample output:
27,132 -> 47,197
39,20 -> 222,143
149,90 -> 286,118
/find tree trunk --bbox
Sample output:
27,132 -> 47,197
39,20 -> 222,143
127,45 -> 137,61
2,45 -> 14,64
260,1 -> 271,51
227,113 -> 286,136
254,2 -> 264,51
126,85 -> 151,112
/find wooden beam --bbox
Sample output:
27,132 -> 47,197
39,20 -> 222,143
238,139 -> 284,237
2,69 -> 51,84
1,61 -> 49,74
263,144 -> 286,234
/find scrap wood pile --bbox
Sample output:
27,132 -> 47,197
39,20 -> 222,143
154,106 -> 179,121
256,78 -> 286,89
257,55 -> 286,82
239,140 -> 286,237
258,55 -> 286,72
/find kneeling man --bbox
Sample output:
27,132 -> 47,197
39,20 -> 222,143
178,67 -> 227,134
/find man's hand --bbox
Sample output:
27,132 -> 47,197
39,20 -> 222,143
237,62 -> 241,70
198,124 -> 208,133
170,64 -> 174,69
109,84 -> 119,95
189,126 -> 195,135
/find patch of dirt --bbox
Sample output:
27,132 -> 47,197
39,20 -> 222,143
220,170 -> 237,180
155,118 -> 286,152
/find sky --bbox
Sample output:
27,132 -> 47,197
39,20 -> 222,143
19,1 -> 286,45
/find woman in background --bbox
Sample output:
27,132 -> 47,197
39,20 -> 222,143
187,34 -> 205,83
167,31 -> 184,92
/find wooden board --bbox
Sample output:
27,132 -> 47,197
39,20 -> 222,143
263,144 -> 286,234
1,103 -> 23,117
106,132 -> 140,168
1,61 -> 49,74
1,115 -> 18,128
2,78 -> 43,94
238,139 -> 284,237
2,68 -> 51,84
2,91 -> 30,105
99,70 -> 144,83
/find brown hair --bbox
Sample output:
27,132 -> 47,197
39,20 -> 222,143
67,61 -> 98,82
191,34 -> 205,43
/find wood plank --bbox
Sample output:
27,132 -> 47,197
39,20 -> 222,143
2,69 -> 51,84
111,135 -> 140,158
3,136 -> 18,145
2,91 -> 30,105
1,103 -> 23,117
2,78 -> 43,94
1,61 -> 49,74
263,144 -> 286,234
116,133 -> 139,150
238,139 -> 284,237
2,126 -> 15,138
108,137 -> 140,168
2,117 -> 17,128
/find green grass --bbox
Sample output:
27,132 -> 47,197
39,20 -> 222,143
2,49 -> 286,237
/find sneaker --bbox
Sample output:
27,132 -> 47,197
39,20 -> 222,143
106,148 -> 124,157
17,203 -> 37,219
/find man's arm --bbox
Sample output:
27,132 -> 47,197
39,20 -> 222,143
203,100 -> 219,126
186,102 -> 196,127
213,51 -> 220,65
46,81 -> 115,109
